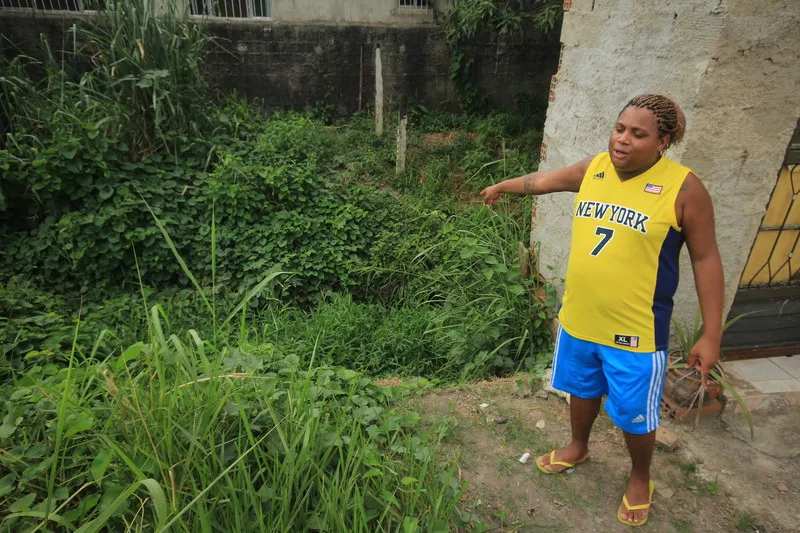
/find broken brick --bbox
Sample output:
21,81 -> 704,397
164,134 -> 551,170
655,427 -> 680,451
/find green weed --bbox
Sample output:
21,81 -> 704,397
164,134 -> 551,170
671,516 -> 694,533
734,510 -> 760,531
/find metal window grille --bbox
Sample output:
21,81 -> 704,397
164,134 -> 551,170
0,0 -> 104,10
399,0 -> 429,10
190,0 -> 271,18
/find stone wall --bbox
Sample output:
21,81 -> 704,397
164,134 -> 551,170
532,0 -> 800,330
0,10 -> 560,114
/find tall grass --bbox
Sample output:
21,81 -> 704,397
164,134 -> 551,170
0,0 -> 213,156
0,312 -> 463,532
0,210 -> 466,533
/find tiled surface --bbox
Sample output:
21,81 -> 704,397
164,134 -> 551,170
752,379 -> 800,394
770,355 -> 800,378
724,356 -> 800,395
724,358 -> 793,381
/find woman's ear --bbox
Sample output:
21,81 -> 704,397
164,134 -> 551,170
659,134 -> 671,152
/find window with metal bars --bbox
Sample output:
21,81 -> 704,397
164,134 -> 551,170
399,0 -> 429,10
190,0 -> 271,18
0,0 -> 104,10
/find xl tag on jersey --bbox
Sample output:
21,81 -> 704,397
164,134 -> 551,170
614,334 -> 640,348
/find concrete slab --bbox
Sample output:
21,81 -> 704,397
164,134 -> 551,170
724,358 -> 794,381
770,355 -> 800,379
752,379 -> 800,394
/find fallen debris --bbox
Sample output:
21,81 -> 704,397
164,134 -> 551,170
655,427 -> 680,451
542,370 -> 570,403
535,420 -> 546,429
777,482 -> 789,494
657,487 -> 675,499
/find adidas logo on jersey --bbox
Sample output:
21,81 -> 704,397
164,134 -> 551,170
593,172 -> 605,180
631,414 -> 645,424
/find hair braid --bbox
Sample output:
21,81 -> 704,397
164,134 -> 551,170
623,94 -> 686,149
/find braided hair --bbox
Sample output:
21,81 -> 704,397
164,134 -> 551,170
622,95 -> 686,149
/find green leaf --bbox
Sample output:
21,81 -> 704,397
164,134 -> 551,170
75,478 -> 166,533
509,284 -> 526,296
62,145 -> 77,160
336,368 -> 359,381
9,493 -> 36,512
400,476 -> 417,486
10,387 -> 32,401
91,449 -> 113,484
0,474 -> 15,497
710,368 -> 754,440
402,516 -> 419,533
65,413 -> 94,438
0,420 -> 17,439
307,515 -> 329,532
116,342 -> 145,372
431,520 -> 450,533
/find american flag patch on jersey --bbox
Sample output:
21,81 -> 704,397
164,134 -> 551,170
644,183 -> 663,195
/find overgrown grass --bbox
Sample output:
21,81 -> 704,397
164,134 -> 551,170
0,4 -> 554,530
0,306 -> 467,532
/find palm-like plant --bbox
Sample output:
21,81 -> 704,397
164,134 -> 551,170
668,308 -> 755,439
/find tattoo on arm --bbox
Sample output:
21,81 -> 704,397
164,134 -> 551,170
680,180 -> 690,191
523,175 -> 534,194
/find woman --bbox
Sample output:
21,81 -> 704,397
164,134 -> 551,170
480,94 -> 724,526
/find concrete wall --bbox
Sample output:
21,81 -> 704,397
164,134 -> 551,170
533,0 -> 800,330
0,10 -> 559,114
272,0 -> 447,25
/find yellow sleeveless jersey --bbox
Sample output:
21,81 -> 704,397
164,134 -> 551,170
558,152 -> 691,353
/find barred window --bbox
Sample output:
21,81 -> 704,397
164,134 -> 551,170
399,0 -> 429,10
0,0 -> 104,10
190,0 -> 271,18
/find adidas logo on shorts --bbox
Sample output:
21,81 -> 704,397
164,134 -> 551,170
631,414 -> 645,424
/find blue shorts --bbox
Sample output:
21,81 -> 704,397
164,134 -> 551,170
551,325 -> 668,435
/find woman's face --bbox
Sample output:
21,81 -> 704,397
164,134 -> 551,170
609,106 -> 669,175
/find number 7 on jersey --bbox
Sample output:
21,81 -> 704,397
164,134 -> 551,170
590,226 -> 614,256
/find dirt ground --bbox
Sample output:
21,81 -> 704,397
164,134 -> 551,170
403,376 -> 799,533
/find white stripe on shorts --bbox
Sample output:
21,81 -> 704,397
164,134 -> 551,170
647,352 -> 658,433
647,351 -> 666,432
550,325 -> 563,388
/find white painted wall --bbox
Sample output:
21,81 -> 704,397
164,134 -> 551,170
532,0 -> 800,331
172,0 -> 448,24
273,0 -> 447,25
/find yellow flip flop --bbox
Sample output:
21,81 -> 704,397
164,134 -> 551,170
617,480 -> 656,527
535,450 -> 588,474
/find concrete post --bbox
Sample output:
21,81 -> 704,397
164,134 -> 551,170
396,115 -> 408,174
375,45 -> 383,135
